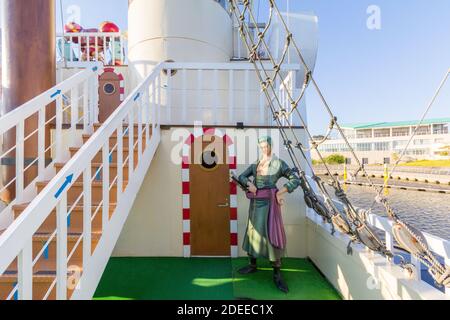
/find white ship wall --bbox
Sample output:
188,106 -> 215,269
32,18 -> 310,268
306,217 -> 446,300
112,127 -> 310,258
128,0 -> 233,88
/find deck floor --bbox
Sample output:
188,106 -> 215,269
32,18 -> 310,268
94,257 -> 341,300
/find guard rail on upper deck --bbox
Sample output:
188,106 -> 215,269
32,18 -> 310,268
56,32 -> 127,66
159,62 -> 303,126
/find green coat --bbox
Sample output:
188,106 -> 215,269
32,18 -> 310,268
238,157 -> 300,261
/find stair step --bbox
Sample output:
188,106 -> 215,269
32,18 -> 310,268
30,232 -> 102,261
12,204 -> 112,234
54,162 -> 130,183
5,258 -> 83,275
82,131 -> 149,149
0,258 -> 84,300
36,180 -> 124,206
93,123 -> 142,136
0,233 -> 101,300
69,147 -> 139,167
0,274 -> 73,300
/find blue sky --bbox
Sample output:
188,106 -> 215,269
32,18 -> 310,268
55,0 -> 450,134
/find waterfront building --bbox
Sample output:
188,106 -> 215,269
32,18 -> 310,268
315,118 -> 450,165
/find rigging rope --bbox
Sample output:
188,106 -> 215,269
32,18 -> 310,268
388,70 -> 450,180
231,0 -> 390,257
228,0 -> 449,288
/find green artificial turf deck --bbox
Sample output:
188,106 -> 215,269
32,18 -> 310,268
93,257 -> 341,300
232,258 -> 341,300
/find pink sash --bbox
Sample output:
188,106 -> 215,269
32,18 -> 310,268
246,189 -> 287,250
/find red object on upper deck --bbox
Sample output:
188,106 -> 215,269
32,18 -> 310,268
99,21 -> 120,33
64,22 -> 82,33
64,22 -> 83,43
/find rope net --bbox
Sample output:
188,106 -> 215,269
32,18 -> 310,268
228,0 -> 449,288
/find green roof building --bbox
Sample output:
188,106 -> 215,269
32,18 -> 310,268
314,118 -> 450,165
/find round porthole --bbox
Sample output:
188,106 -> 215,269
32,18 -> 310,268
103,83 -> 116,95
201,150 -> 218,170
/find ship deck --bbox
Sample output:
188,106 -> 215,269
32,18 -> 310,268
94,257 -> 341,300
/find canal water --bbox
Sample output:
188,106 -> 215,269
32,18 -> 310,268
337,185 -> 450,241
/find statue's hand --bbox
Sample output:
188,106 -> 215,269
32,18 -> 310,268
248,183 -> 257,195
276,188 -> 288,206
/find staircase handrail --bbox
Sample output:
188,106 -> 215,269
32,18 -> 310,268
0,63 -> 163,300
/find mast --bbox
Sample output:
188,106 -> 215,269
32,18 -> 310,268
1,0 -> 56,203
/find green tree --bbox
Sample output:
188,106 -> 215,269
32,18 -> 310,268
325,154 -> 345,165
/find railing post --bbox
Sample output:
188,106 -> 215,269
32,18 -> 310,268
102,143 -> 110,232
128,108 -> 135,179
197,70 -> 203,114
56,193 -> 68,300
166,69 -> 172,124
229,70 -> 234,124
88,78 -> 93,125
111,35 -> 116,66
83,166 -> 92,267
95,36 -> 99,61
157,75 -> 162,128
234,15 -> 242,59
77,36 -> 81,61
86,35 -> 91,63
144,86 -> 150,144
55,95 -> 64,162
17,239 -> 33,300
103,36 -> 107,64
182,69 -> 187,124
93,75 -> 100,124
83,80 -> 90,134
213,69 -> 219,125
120,35 -> 125,65
259,86 -> 265,126
290,70 -> 297,125
70,85 -> 79,147
152,80 -> 157,131
244,69 -> 249,124
117,125 -> 124,201
38,107 -> 46,179
69,36 -> 74,62
137,96 -> 143,161
16,120 -> 25,202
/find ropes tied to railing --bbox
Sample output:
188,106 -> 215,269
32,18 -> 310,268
228,0 -> 450,288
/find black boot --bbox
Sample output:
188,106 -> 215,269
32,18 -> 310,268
273,267 -> 289,293
238,257 -> 257,275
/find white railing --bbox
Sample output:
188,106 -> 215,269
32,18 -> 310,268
161,62 -> 301,126
57,32 -> 127,67
0,66 -> 101,230
305,177 -> 450,297
0,64 -> 162,300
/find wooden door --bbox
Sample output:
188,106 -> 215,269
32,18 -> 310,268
98,71 -> 121,123
190,136 -> 230,256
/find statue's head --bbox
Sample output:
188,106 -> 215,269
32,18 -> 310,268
258,136 -> 273,157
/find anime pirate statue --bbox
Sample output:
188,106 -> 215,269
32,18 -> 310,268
236,136 -> 300,293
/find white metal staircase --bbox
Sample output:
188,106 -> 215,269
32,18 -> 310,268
0,63 -> 163,300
